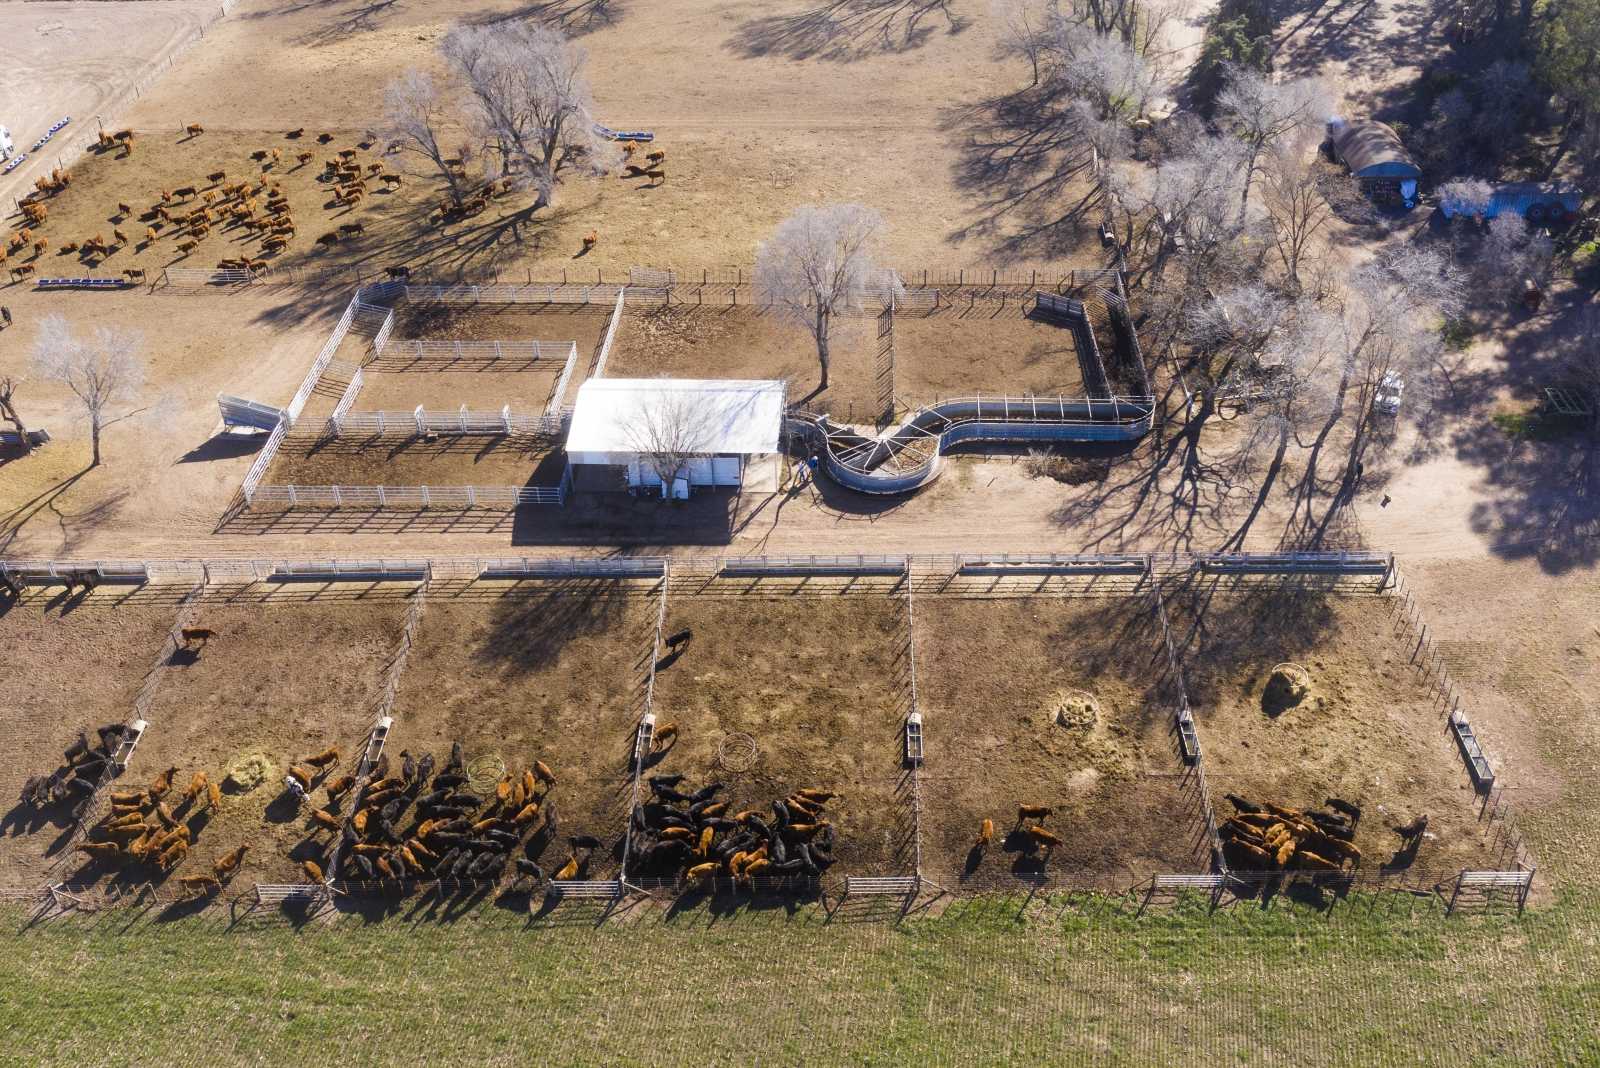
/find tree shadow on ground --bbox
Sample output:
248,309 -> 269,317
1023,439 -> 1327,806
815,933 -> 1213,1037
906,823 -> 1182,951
469,0 -> 627,35
1162,574 -> 1340,713
727,0 -> 965,62
940,81 -> 1105,261
1423,287 -> 1600,574
0,466 -> 129,558
474,584 -> 637,678
292,0 -> 404,47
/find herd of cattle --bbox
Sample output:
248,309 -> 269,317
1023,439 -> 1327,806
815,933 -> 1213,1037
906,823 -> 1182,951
69,763 -> 240,898
18,723 -> 128,822
292,742 -> 585,888
1219,795 -> 1371,873
628,772 -> 841,885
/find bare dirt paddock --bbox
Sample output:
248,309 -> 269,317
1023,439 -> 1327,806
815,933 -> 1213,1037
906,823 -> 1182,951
346,369 -> 564,415
915,596 -> 1205,886
608,306 -> 879,424
394,303 -> 613,352
892,311 -> 1089,405
263,434 -> 563,488
391,581 -> 658,875
59,586 -> 414,892
648,595 -> 913,876
0,589 -> 179,886
1168,582 -> 1502,878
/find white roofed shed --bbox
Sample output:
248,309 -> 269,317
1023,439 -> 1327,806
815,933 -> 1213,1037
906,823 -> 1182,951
566,378 -> 786,494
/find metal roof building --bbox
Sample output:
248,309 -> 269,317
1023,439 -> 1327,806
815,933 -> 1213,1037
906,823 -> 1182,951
566,378 -> 786,495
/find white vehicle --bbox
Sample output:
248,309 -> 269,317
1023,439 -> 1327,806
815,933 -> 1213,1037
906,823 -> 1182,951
1373,372 -> 1404,415
0,126 -> 14,159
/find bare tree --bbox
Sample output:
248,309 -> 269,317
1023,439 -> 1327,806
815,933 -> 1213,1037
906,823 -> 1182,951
1108,131 -> 1248,293
382,70 -> 472,208
1258,136 -> 1332,293
31,315 -> 148,467
1437,177 -> 1495,218
1216,66 -> 1331,221
755,204 -> 899,392
1483,212 -> 1555,295
1317,248 -> 1464,495
993,0 -> 1057,86
0,377 -> 30,455
1049,18 -> 1155,121
441,21 -> 614,210
619,385 -> 719,498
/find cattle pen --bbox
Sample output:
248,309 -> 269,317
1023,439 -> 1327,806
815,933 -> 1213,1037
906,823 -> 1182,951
0,551 -> 1534,917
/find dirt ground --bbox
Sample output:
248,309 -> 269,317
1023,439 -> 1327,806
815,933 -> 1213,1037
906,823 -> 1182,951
0,1 -> 216,207
348,369 -> 564,415
891,310 -> 1089,406
915,596 -> 1205,884
393,303 -> 613,350
98,0 -> 1095,271
1169,584 -> 1502,878
264,434 -> 562,488
607,305 -> 879,423
63,591 -> 415,891
390,582 -> 658,875
648,596 -> 912,875
0,589 -> 178,886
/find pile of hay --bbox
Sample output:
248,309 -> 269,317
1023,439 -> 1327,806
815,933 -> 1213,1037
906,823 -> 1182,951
224,752 -> 274,792
1262,663 -> 1313,716
1052,690 -> 1100,729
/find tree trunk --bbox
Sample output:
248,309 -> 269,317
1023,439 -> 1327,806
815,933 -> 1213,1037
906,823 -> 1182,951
815,308 -> 831,390
90,416 -> 102,467
0,383 -> 29,455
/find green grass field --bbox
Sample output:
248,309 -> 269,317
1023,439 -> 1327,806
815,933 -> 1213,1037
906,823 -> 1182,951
3,886 -> 1597,1066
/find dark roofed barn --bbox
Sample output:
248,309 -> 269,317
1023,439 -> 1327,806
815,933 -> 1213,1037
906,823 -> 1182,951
1327,118 -> 1420,208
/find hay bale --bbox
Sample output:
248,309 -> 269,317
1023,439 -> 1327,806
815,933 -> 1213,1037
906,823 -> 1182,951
224,752 -> 273,792
1052,690 -> 1100,729
1262,663 -> 1313,716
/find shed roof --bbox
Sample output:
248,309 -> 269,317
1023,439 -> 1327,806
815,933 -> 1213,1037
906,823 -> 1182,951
1329,120 -> 1420,178
566,378 -> 786,456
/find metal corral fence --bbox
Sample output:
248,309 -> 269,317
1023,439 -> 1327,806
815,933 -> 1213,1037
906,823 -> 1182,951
371,338 -> 577,365
591,288 -> 627,379
145,263 -> 1122,299
403,282 -> 626,305
369,306 -> 397,355
797,393 -> 1156,495
2,551 -> 1398,590
328,367 -> 365,426
331,404 -> 570,438
247,468 -> 572,510
285,294 -> 360,425
238,419 -> 286,503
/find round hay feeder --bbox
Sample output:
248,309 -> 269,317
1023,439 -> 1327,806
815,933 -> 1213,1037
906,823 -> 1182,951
1263,662 -> 1313,716
467,753 -> 507,794
717,732 -> 758,773
1052,689 -> 1100,729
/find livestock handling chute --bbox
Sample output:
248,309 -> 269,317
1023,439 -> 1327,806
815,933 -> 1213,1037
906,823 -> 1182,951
791,392 -> 1154,495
